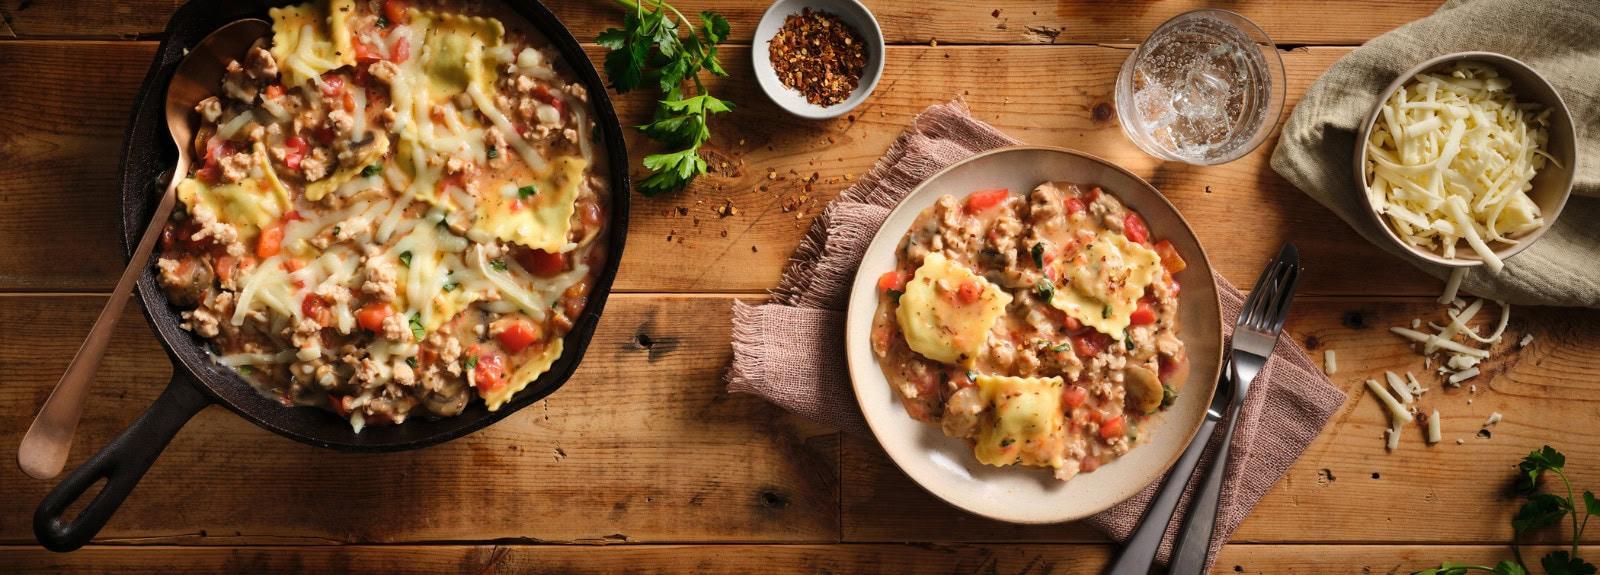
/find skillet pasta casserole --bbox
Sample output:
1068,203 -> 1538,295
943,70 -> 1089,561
156,0 -> 608,430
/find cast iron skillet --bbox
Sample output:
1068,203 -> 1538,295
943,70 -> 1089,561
33,0 -> 629,552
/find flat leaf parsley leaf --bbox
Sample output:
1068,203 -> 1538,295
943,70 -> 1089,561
599,0 -> 733,196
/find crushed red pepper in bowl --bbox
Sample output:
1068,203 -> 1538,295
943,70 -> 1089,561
768,8 -> 867,106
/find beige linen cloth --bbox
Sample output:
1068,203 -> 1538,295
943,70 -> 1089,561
1272,0 -> 1600,307
728,100 -> 1345,569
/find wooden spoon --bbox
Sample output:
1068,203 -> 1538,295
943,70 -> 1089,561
17,19 -> 272,480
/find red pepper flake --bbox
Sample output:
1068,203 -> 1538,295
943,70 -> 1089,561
768,8 -> 867,106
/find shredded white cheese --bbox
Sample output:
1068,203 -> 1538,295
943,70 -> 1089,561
1324,349 -> 1338,375
1484,412 -> 1503,427
1438,268 -> 1466,304
1447,367 -> 1480,385
1364,61 -> 1550,271
1426,409 -> 1442,445
1385,371 -> 1414,404
1518,333 -> 1535,348
1367,378 -> 1415,424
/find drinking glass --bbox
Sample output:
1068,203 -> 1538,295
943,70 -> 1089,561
1114,10 -> 1286,165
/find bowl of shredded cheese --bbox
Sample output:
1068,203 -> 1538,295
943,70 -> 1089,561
1355,52 -> 1576,272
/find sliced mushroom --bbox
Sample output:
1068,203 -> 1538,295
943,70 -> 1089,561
1124,364 -> 1163,415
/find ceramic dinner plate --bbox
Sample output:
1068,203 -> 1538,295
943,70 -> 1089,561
844,146 -> 1223,524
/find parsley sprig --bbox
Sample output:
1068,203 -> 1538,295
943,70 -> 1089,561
598,0 -> 733,196
1417,446 -> 1596,575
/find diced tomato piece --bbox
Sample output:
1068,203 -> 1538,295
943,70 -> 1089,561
1098,415 -> 1125,439
1072,331 -> 1111,359
1062,314 -> 1083,332
353,40 -> 383,65
284,136 -> 308,170
1062,385 -> 1088,408
356,302 -> 394,332
532,85 -> 565,116
319,73 -> 345,98
513,247 -> 566,277
1064,197 -> 1086,215
285,210 -> 304,222
282,258 -> 307,273
1080,456 -> 1101,472
473,349 -> 508,393
1129,298 -> 1157,326
495,321 -> 541,354
383,0 -> 409,25
391,36 -> 411,64
964,188 -> 1010,213
877,270 -> 908,292
1153,240 -> 1187,274
328,394 -> 351,418
342,91 -> 356,112
256,220 -> 285,259
1123,212 -> 1150,244
313,126 -> 338,145
301,295 -> 332,327
265,84 -> 285,99
955,279 -> 982,304
1084,186 -> 1102,204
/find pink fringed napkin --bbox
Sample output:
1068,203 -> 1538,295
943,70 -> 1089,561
728,100 -> 1346,569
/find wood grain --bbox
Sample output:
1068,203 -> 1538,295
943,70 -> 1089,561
0,41 -> 1442,296
843,299 -> 1600,544
0,0 -> 1442,45
0,294 -> 839,545
6,296 -> 1599,547
1,543 -> 1593,574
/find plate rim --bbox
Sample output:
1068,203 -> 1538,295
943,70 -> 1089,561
843,144 -> 1224,524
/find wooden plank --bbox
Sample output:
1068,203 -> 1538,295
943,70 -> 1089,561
844,300 -> 1600,544
0,41 -> 1440,296
0,543 -> 1592,573
0,294 -> 839,545
0,0 -> 1441,45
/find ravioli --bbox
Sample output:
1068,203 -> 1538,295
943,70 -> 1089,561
268,0 -> 358,88
895,252 -> 1012,366
474,156 -> 588,252
410,10 -> 505,98
177,143 -> 292,234
304,132 -> 392,201
973,375 -> 1066,468
481,338 -> 563,411
1048,231 -> 1162,340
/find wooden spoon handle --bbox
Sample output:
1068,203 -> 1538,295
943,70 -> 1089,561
17,163 -> 187,480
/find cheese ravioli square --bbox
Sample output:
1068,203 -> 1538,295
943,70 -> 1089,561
895,252 -> 1011,366
974,375 -> 1066,468
1049,231 -> 1162,340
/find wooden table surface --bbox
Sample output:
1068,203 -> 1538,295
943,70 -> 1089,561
4,1 -> 1599,573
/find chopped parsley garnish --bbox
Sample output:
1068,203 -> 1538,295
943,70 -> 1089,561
442,281 -> 459,292
360,164 -> 381,177
966,370 -> 978,382
331,225 -> 341,236
463,355 -> 479,370
999,437 -> 1015,448
1035,281 -> 1055,302
1102,304 -> 1113,319
376,15 -> 389,28
408,313 -> 425,341
486,146 -> 499,159
1030,242 -> 1046,268
1161,384 -> 1178,409
490,259 -> 508,272
398,250 -> 413,267
1124,331 -> 1135,350
518,184 -> 538,199
886,288 -> 904,302
405,357 -> 418,368
239,365 -> 254,375
1052,341 -> 1073,353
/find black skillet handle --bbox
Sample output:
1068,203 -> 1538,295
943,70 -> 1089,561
34,372 -> 210,552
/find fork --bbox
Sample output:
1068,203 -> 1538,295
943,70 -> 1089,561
1166,243 -> 1301,574
1103,243 -> 1301,575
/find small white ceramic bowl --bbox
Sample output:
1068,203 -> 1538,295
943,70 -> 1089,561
1354,51 -> 1577,268
752,0 -> 884,120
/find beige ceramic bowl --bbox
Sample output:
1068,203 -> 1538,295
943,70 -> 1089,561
844,146 -> 1223,524
1354,51 -> 1577,268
